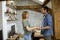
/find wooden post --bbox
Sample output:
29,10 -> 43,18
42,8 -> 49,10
52,0 -> 60,39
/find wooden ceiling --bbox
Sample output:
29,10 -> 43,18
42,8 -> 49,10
16,0 -> 51,9
16,0 -> 51,12
4,0 -> 51,12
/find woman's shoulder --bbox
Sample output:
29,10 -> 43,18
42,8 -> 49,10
22,19 -> 28,22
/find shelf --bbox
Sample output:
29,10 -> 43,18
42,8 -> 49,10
7,19 -> 17,21
6,1 -> 16,9
7,34 -> 20,40
7,20 -> 17,21
5,12 -> 17,16
7,17 -> 17,21
5,1 -> 17,23
6,4 -> 16,9
5,13 -> 17,21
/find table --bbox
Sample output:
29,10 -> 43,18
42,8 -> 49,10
7,34 -> 20,40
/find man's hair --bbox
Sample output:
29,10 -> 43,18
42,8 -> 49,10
41,6 -> 49,12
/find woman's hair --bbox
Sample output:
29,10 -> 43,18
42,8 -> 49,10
22,11 -> 28,19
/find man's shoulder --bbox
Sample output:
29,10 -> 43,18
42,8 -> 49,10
46,13 -> 52,17
46,13 -> 52,19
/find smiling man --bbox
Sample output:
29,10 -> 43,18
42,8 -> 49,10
39,6 -> 53,40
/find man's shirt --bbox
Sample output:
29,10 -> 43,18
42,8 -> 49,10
41,13 -> 53,36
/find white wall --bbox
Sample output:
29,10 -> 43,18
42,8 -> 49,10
46,1 -> 52,9
16,10 -> 43,40
2,1 -> 17,40
2,1 -> 7,40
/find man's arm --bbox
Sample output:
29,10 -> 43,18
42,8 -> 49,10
38,14 -> 53,30
42,14 -> 52,30
41,26 -> 51,30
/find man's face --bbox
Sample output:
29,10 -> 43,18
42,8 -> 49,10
40,8 -> 46,14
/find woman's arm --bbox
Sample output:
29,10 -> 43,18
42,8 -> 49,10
26,26 -> 39,31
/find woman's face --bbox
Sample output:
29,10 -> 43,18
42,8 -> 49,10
26,13 -> 29,18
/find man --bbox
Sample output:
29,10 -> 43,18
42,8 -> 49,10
39,6 -> 53,40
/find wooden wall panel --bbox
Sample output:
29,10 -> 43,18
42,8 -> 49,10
52,0 -> 60,39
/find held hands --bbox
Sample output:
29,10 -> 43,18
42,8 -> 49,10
32,26 -> 42,32
33,26 -> 42,30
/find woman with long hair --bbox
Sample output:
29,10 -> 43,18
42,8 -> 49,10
22,11 -> 38,40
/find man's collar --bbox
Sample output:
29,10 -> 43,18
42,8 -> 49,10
44,12 -> 48,16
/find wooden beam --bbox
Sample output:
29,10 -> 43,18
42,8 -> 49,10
16,5 -> 52,13
16,5 -> 41,12
42,0 -> 50,6
16,5 -> 41,10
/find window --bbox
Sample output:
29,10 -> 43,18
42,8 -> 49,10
39,0 -> 45,3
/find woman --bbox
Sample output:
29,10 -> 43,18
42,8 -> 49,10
22,11 -> 38,40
